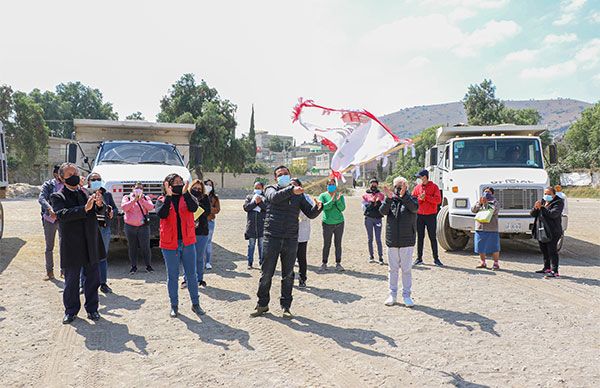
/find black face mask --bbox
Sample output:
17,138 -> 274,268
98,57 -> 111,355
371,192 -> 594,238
65,175 -> 80,187
370,186 -> 379,192
171,185 -> 184,195
190,189 -> 201,197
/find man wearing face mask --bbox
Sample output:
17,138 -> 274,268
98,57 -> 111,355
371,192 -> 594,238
79,173 -> 117,294
243,181 -> 267,269
362,178 -> 386,265
412,169 -> 443,266
531,186 -> 564,278
50,163 -> 107,324
251,165 -> 323,319
380,176 -> 419,307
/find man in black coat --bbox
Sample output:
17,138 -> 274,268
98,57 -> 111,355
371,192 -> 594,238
531,186 -> 565,277
379,176 -> 419,308
250,166 -> 322,319
51,163 -> 106,324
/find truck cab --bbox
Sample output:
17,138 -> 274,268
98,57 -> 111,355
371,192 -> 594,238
426,124 -> 567,251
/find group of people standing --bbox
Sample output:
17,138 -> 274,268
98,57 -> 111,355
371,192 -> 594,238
41,160 -> 566,323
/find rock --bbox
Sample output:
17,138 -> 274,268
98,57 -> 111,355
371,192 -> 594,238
6,183 -> 42,198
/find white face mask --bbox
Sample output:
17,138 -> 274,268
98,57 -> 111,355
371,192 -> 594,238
416,178 -> 423,185
205,185 -> 213,194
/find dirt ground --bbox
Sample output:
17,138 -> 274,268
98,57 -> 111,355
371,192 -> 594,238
0,196 -> 599,387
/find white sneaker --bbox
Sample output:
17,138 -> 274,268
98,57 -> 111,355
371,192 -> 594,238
384,295 -> 396,306
205,263 -> 213,270
403,297 -> 415,307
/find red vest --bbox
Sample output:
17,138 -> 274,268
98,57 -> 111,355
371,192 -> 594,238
159,195 -> 196,250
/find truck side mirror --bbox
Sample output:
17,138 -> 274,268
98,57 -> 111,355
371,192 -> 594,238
67,143 -> 78,163
549,144 -> 558,164
428,147 -> 438,166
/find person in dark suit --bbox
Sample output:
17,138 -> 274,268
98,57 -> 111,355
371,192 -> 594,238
51,163 -> 106,324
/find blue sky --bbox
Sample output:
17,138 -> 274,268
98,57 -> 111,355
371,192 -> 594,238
0,0 -> 598,142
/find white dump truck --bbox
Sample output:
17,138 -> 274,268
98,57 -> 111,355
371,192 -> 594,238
67,119 -> 195,245
425,124 -> 567,251
0,122 -> 8,239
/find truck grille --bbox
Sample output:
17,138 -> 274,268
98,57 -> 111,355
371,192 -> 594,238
122,182 -> 164,205
495,188 -> 541,210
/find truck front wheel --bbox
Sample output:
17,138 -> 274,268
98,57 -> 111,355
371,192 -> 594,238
437,205 -> 469,251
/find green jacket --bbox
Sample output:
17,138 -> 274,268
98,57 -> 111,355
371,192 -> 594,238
318,192 -> 346,225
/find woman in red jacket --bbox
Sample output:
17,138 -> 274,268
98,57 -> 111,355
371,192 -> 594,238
156,173 -> 204,318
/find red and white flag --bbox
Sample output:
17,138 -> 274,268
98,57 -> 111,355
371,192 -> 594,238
292,99 -> 412,178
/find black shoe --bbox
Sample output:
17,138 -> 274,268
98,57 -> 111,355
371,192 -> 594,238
434,259 -> 444,267
413,258 -> 424,266
129,266 -> 137,275
100,283 -> 112,293
199,280 -> 207,287
535,268 -> 551,274
146,265 -> 154,273
170,306 -> 178,318
191,304 -> 205,316
299,279 -> 307,288
87,311 -> 101,321
62,314 -> 76,324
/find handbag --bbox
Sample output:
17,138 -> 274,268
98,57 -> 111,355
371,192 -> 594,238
136,199 -> 150,226
475,205 -> 494,223
534,216 -> 553,243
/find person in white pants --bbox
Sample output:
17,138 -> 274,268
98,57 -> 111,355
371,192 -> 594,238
379,176 -> 419,307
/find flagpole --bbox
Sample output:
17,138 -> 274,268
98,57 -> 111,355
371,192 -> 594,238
303,142 -> 410,190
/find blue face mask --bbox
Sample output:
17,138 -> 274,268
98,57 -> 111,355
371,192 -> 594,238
277,174 -> 291,187
543,194 -> 553,202
90,180 -> 103,191
484,192 -> 494,201
254,189 -> 262,195
327,184 -> 337,193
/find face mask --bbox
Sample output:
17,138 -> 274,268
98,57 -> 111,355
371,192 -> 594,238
190,188 -> 201,197
133,188 -> 142,196
370,185 -> 378,192
416,178 -> 423,185
205,185 -> 213,194
65,175 -> 81,187
171,185 -> 183,195
254,189 -> 262,195
543,194 -> 553,202
277,175 -> 291,187
484,192 -> 494,201
90,180 -> 102,191
327,184 -> 337,193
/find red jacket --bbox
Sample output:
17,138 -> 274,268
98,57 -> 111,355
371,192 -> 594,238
158,195 -> 196,250
412,181 -> 441,215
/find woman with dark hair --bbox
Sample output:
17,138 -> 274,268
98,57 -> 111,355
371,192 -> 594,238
203,179 -> 220,270
531,186 -> 564,278
155,173 -> 204,318
471,187 -> 501,270
121,181 -> 154,275
190,179 -> 211,287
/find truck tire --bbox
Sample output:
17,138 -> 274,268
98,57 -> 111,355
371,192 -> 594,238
437,205 -> 469,251
0,201 -> 4,240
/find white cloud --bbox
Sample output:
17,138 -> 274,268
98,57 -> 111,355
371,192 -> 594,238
453,20 -> 521,57
590,11 -> 600,23
422,0 -> 509,9
543,33 -> 578,45
503,49 -> 539,64
448,8 -> 477,22
520,61 -> 578,79
575,39 -> 600,69
553,0 -> 587,26
593,74 -> 600,84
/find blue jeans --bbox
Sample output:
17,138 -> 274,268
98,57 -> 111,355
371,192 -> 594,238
195,235 -> 210,282
162,240 -> 199,307
247,237 -> 264,266
205,220 -> 216,265
365,217 -> 383,260
81,226 -> 111,287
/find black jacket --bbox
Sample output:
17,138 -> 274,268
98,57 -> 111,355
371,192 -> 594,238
263,184 -> 322,239
195,195 -> 212,236
380,193 -> 419,248
244,194 -> 267,239
364,189 -> 384,219
51,187 -> 107,268
530,196 -> 564,240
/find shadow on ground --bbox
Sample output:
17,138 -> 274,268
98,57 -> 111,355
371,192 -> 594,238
0,237 -> 26,275
413,305 -> 500,337
180,313 -> 254,351
73,317 -> 148,355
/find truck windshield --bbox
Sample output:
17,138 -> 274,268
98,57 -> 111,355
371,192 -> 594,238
97,143 -> 184,166
452,138 -> 543,170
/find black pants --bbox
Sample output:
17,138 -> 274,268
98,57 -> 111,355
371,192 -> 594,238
63,262 -> 100,315
296,241 -> 308,281
417,214 -> 439,261
322,222 -> 344,264
257,237 -> 298,309
125,224 -> 152,267
539,236 -> 560,272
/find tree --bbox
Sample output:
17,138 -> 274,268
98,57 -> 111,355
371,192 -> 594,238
126,111 -> 145,120
562,101 -> 600,169
463,79 -> 504,125
248,104 -> 256,161
0,85 -> 13,124
389,125 -> 439,183
269,135 -> 291,152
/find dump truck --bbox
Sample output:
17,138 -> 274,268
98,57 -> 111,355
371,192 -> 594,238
425,124 -> 567,251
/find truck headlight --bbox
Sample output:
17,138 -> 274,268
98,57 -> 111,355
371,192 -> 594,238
454,198 -> 468,208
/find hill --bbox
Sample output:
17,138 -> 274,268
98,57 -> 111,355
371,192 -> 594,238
379,98 -> 592,138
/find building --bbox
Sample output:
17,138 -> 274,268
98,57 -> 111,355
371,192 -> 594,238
255,130 -> 295,151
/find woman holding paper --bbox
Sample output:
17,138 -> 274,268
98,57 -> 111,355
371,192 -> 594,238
190,179 -> 212,287
471,187 -> 500,270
